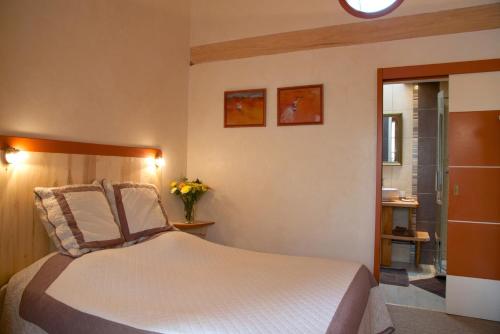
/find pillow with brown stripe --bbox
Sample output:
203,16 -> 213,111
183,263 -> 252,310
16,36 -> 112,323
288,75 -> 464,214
34,184 -> 124,257
101,180 -> 173,242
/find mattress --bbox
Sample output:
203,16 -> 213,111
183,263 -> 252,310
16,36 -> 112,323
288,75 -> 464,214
0,231 -> 393,334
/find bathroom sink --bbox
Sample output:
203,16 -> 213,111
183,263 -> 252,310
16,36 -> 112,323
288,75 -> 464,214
382,188 -> 399,202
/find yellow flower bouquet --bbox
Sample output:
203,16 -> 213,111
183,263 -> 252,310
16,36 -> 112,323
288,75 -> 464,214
170,178 -> 210,223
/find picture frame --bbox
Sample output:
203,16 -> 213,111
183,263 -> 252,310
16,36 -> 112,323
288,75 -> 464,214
277,84 -> 323,126
224,89 -> 266,127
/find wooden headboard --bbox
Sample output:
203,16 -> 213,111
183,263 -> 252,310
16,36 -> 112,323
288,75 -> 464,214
0,136 -> 163,286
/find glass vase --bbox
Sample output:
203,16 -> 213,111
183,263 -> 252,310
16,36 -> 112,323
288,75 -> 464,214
184,202 -> 196,224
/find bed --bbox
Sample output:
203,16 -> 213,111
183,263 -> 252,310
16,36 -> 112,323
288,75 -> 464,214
0,230 -> 393,334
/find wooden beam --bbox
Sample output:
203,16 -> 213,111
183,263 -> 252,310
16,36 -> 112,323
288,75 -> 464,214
191,4 -> 500,65
0,135 -> 161,158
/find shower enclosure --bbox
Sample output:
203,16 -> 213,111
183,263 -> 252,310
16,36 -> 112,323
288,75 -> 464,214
435,87 -> 449,276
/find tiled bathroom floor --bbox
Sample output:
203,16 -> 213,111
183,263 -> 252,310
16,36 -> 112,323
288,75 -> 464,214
381,262 -> 446,312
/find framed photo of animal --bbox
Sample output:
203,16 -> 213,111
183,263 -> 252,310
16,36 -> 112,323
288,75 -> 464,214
277,84 -> 323,126
224,89 -> 266,127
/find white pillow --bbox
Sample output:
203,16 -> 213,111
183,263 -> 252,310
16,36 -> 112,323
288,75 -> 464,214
34,184 -> 124,257
101,180 -> 172,242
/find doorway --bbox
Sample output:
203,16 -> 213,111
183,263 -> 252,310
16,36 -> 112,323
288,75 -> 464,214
379,79 -> 448,311
374,59 -> 500,321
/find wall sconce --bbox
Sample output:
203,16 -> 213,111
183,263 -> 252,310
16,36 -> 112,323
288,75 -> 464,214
155,157 -> 165,168
3,147 -> 28,165
146,156 -> 165,168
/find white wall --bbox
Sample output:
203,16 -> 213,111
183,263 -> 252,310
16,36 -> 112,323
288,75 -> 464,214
0,0 -> 191,219
188,29 -> 500,269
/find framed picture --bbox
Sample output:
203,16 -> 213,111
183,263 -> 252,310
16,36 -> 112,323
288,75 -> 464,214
224,89 -> 266,127
277,84 -> 323,126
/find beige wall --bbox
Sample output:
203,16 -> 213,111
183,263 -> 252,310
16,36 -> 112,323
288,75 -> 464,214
450,71 -> 500,112
188,28 -> 500,269
382,84 -> 414,196
0,0 -> 191,218
190,0 -> 498,45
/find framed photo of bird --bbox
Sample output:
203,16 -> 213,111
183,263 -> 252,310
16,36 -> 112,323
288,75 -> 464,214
277,84 -> 323,126
224,89 -> 266,127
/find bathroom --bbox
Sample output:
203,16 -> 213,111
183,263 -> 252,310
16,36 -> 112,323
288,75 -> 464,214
380,80 -> 449,311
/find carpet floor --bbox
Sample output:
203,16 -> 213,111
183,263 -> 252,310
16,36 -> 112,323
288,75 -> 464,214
388,304 -> 500,334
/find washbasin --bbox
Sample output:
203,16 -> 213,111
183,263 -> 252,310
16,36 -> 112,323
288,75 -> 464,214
382,187 -> 399,201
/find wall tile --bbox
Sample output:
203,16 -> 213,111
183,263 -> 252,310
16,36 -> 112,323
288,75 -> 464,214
417,165 -> 436,194
418,138 -> 437,166
383,84 -> 393,111
417,193 -> 438,222
392,242 -> 411,263
420,249 -> 435,265
418,108 -> 438,138
417,83 -> 440,109
393,84 -> 414,111
393,207 -> 410,228
382,166 -> 393,187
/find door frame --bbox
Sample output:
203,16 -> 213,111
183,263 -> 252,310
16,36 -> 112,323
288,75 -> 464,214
374,58 -> 500,281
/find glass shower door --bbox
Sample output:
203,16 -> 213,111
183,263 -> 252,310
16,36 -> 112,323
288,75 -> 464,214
435,89 -> 448,275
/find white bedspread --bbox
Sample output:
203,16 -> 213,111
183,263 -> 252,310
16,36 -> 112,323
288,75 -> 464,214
1,231 -> 392,334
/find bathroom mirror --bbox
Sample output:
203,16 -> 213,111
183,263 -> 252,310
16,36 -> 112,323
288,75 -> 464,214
382,113 -> 402,165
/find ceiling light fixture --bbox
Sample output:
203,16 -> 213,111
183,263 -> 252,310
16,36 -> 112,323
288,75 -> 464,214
339,0 -> 404,19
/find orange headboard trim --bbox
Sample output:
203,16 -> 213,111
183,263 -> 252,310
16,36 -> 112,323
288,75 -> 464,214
0,135 -> 161,158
